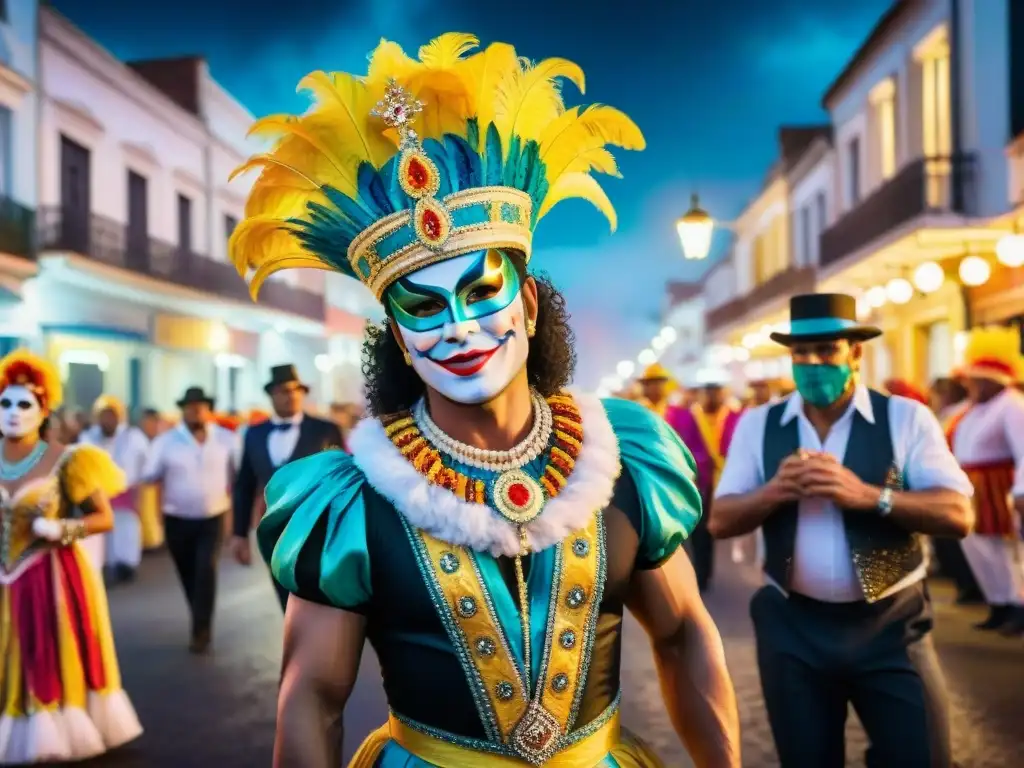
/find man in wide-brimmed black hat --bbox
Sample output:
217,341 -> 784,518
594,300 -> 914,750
141,385 -> 236,653
231,364 -> 343,611
708,293 -> 974,766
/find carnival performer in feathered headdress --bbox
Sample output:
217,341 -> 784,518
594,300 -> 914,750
0,350 -> 142,763
948,326 -> 1024,636
231,33 -> 738,767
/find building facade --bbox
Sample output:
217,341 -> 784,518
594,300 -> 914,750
0,0 -> 39,355
18,8 -> 343,416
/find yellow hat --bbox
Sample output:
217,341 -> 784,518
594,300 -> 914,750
638,363 -> 673,382
962,326 -> 1024,385
92,394 -> 126,420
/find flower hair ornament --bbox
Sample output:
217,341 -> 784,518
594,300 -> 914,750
228,33 -> 645,301
0,350 -> 63,412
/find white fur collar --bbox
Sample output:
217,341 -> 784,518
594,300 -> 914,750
348,392 -> 621,556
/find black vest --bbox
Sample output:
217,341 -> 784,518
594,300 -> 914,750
761,389 -> 923,602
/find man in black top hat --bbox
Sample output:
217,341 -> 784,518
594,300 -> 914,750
709,293 -> 974,767
231,364 -> 343,610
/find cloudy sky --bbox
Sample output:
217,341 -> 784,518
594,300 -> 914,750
53,0 -> 891,385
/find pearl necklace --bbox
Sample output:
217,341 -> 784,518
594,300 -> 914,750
412,391 -> 553,472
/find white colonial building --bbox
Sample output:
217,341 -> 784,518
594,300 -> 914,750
9,7 -> 364,416
0,0 -> 39,356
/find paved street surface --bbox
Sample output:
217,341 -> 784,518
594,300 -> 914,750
80,543 -> 1023,767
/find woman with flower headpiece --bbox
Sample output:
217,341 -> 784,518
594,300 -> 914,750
0,350 -> 142,763
233,34 -> 739,768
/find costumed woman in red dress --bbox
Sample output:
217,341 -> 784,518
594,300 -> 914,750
0,350 -> 142,763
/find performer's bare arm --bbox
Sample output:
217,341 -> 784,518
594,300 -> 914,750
627,548 -> 741,768
275,597 -> 366,768
78,492 -> 115,535
709,454 -> 804,539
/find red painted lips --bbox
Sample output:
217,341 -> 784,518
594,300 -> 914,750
433,348 -> 498,377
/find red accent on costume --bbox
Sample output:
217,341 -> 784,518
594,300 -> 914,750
966,358 -> 1018,378
12,558 -> 63,706
960,459 -> 1017,536
55,547 -> 107,691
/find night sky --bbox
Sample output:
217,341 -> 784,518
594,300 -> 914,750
52,0 -> 891,384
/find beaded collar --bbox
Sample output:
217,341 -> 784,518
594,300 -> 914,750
348,392 -> 621,556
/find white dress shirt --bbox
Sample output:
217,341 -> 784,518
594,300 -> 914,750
267,413 -> 304,467
716,385 -> 973,602
142,423 -> 235,519
952,387 -> 1024,496
80,424 -> 149,488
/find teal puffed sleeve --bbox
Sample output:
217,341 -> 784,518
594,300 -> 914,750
257,450 -> 372,611
603,398 -> 703,569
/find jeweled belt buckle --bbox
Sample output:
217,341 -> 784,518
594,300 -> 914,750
509,701 -> 563,765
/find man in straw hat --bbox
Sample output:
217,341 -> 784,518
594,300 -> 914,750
141,386 -> 236,654
710,293 -> 973,766
231,364 -> 343,611
946,326 -> 1024,636
635,362 -> 675,416
80,394 -> 150,583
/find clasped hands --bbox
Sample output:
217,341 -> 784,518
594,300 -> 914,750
765,450 -> 879,510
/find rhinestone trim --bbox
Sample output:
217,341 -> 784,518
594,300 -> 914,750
572,538 -> 589,558
457,596 -> 478,618
439,551 -> 460,574
565,586 -> 586,609
559,629 -> 576,649
551,673 -> 569,693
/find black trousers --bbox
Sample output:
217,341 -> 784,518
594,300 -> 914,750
164,513 -> 225,638
750,582 -> 951,768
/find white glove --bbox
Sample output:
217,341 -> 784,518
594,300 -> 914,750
32,517 -> 64,542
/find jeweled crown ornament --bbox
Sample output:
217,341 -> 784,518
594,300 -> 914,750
228,33 -> 645,302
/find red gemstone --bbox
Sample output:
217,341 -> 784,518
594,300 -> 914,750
421,209 -> 442,239
407,158 -> 428,189
507,482 -> 531,508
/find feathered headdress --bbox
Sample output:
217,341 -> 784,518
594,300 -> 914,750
229,33 -> 644,300
0,350 -> 63,411
961,326 -> 1024,384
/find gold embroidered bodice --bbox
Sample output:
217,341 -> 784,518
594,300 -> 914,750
0,445 -> 65,574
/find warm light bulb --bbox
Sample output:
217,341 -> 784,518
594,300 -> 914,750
996,234 -> 1024,268
660,326 -> 678,343
885,277 -> 914,305
912,261 -> 944,293
958,256 -> 991,287
732,346 -> 750,362
314,354 -> 332,372
616,360 -> 635,379
651,336 -> 667,352
866,286 -> 887,308
742,333 -> 760,349
638,348 -> 656,366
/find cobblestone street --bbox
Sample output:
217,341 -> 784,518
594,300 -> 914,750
84,543 -> 1024,767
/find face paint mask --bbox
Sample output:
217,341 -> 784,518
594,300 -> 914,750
0,385 -> 44,438
792,363 -> 853,407
386,250 -> 530,405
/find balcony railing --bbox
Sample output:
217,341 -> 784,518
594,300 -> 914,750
819,154 -> 976,270
38,206 -> 326,322
706,266 -> 815,333
0,196 -> 36,261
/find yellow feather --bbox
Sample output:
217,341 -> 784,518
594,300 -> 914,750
536,172 -> 617,230
404,69 -> 474,139
248,256 -> 336,299
247,114 -> 359,195
229,216 -> 299,275
229,154 -> 319,187
494,57 -> 585,146
458,43 -> 518,133
244,181 -> 326,220
539,105 -> 644,182
417,33 -> 479,69
366,39 -> 417,86
296,71 -> 394,168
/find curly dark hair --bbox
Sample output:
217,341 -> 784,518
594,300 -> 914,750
362,266 -> 577,416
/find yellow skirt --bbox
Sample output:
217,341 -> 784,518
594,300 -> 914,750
137,485 -> 164,550
0,544 -> 142,763
348,710 -> 665,767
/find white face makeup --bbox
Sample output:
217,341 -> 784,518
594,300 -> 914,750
387,250 -> 531,405
0,384 -> 44,438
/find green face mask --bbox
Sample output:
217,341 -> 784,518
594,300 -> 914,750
792,363 -> 852,407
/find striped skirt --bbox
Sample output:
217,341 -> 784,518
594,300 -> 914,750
0,543 -> 143,764
963,460 -> 1017,537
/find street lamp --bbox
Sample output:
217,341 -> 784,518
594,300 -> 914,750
675,193 -> 715,261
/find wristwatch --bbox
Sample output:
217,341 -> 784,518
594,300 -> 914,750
877,486 -> 894,517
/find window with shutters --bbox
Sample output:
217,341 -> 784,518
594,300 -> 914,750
870,78 -> 898,182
